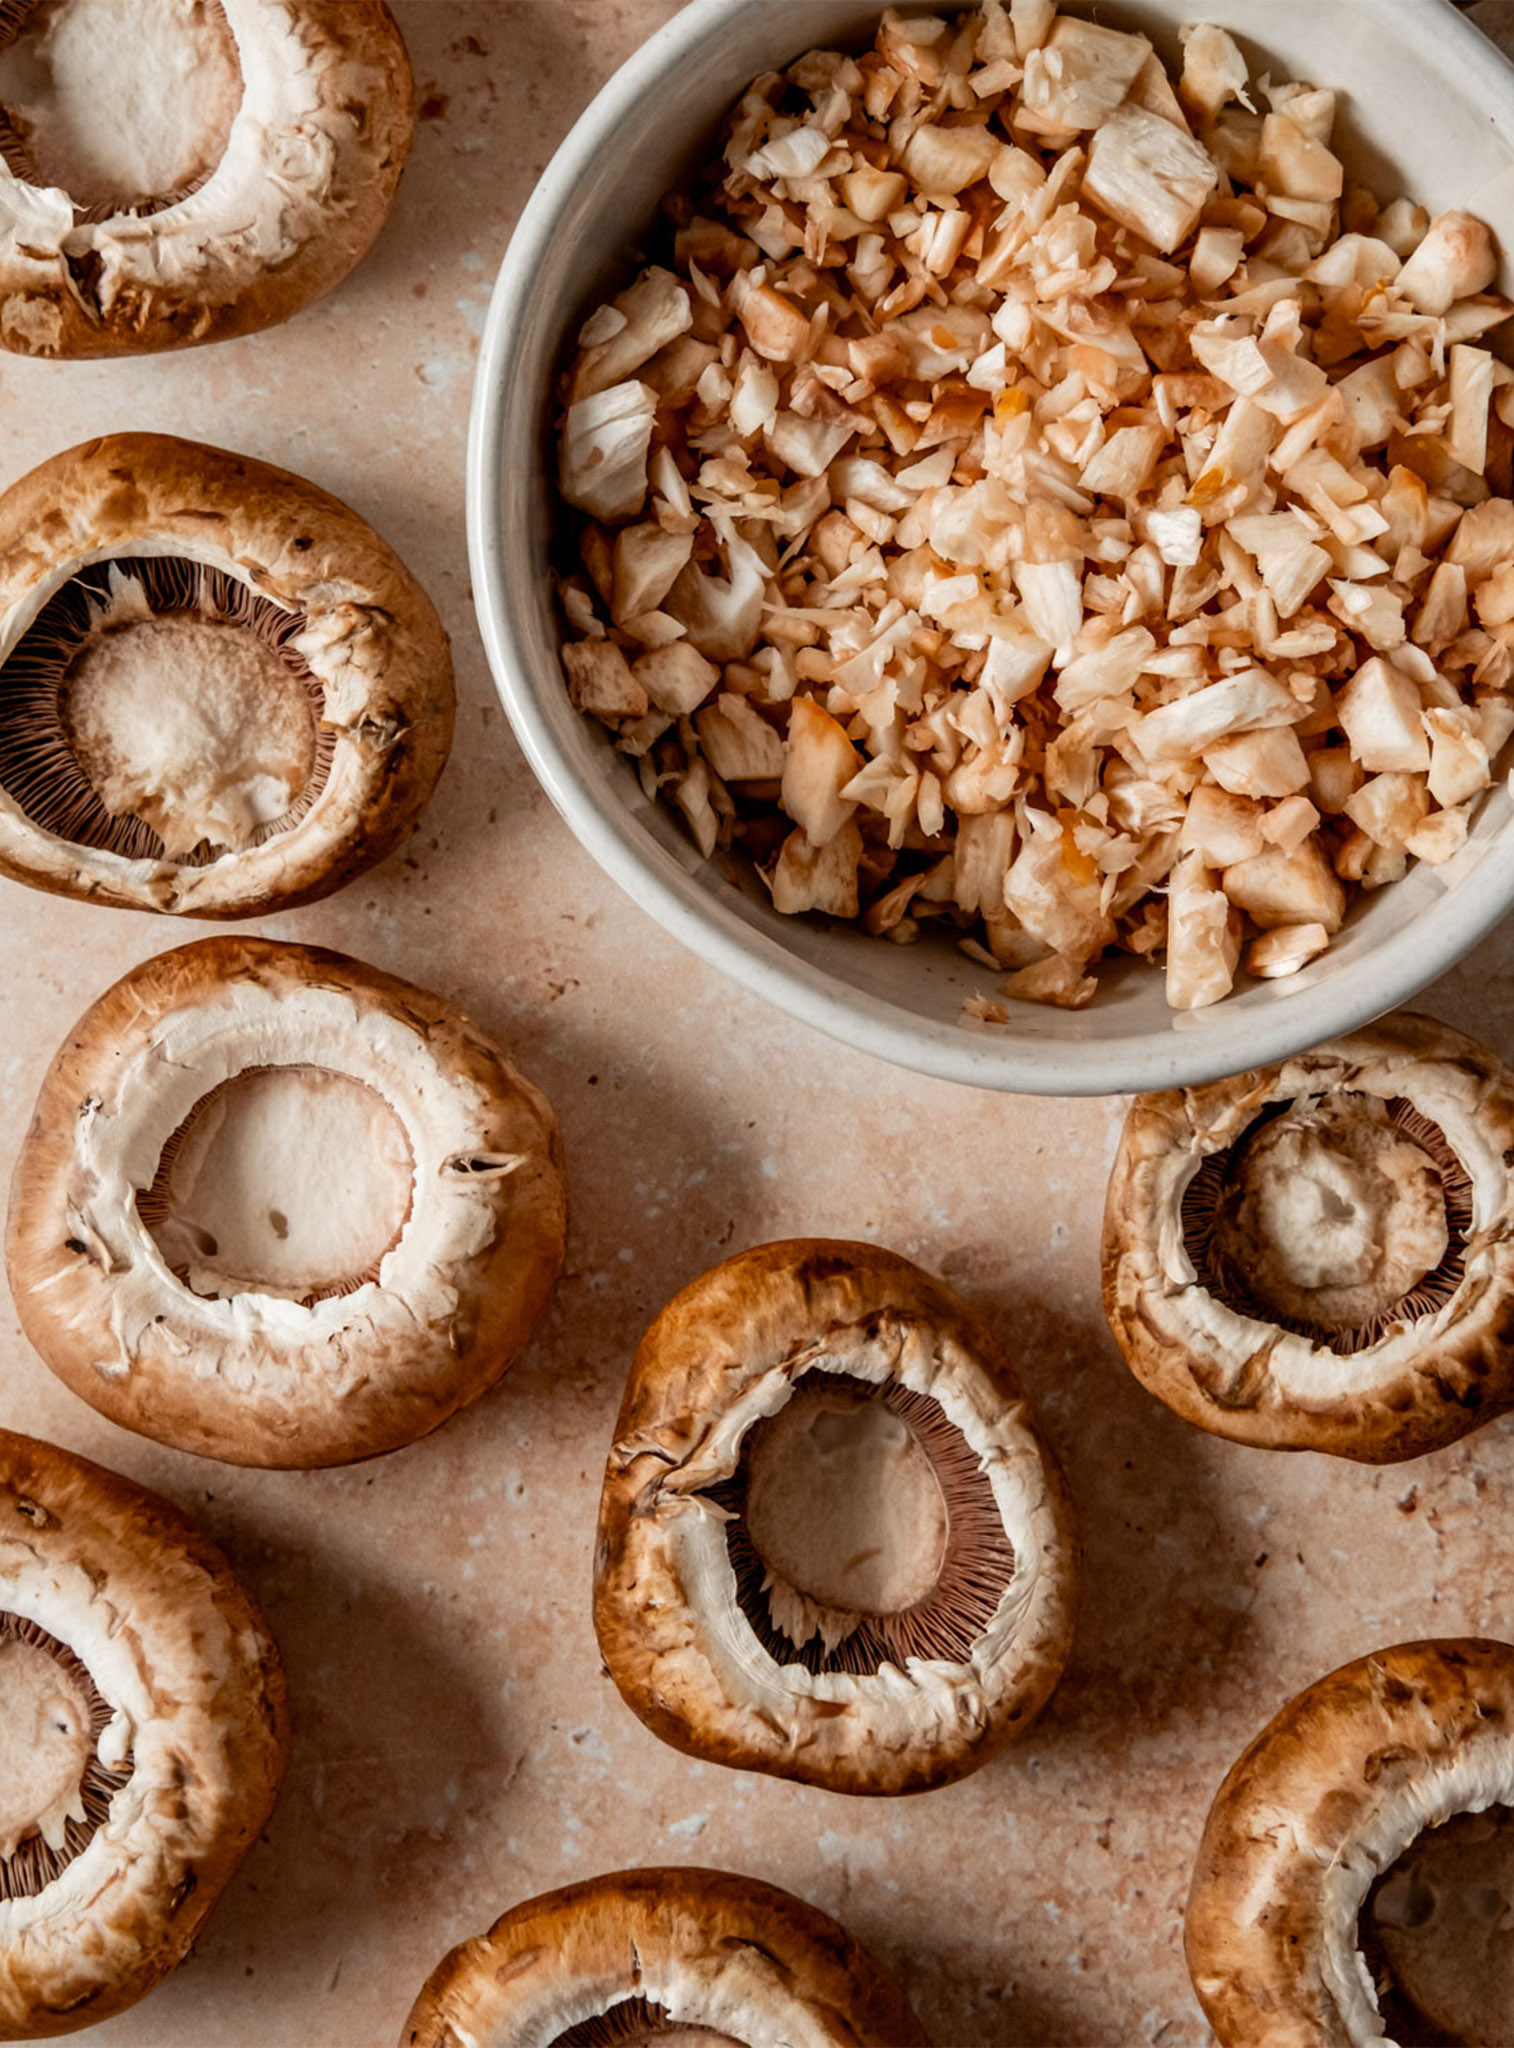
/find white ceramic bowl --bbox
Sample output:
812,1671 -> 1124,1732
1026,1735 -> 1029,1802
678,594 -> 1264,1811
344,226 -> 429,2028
468,0 -> 1514,1096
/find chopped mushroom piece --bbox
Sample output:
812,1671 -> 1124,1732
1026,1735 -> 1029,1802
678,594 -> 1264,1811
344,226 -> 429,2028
1245,921 -> 1330,978
550,0 -> 1514,1015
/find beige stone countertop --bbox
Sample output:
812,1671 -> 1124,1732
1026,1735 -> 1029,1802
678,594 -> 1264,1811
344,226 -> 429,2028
4,4 -> 1514,2045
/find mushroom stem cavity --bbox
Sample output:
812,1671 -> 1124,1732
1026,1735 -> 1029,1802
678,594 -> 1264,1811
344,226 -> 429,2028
1181,1093 -> 1473,1355
0,1610 -> 130,1901
137,1064 -> 415,1305
0,553 -> 330,863
1362,1805 -> 1514,2048
554,2002 -> 748,2048
0,0 -> 241,220
705,1369 -> 1014,1676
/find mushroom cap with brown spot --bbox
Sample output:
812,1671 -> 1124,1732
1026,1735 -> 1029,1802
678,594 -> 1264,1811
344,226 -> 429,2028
0,1427 -> 287,2040
594,1239 -> 1078,1797
0,1 -> 413,358
401,1867 -> 933,2048
0,432 -> 454,917
1186,1638 -> 1514,2048
1101,1014 -> 1514,1462
5,936 -> 567,1468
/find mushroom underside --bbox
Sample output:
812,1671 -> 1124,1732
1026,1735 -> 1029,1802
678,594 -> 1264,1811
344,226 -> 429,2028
137,1061 -> 416,1304
0,553 -> 334,864
553,2002 -> 747,2048
702,1367 -> 1015,1676
0,0 -> 242,221
1360,1803 -> 1514,2047
0,1609 -> 130,1901
1180,1092 -> 1473,1356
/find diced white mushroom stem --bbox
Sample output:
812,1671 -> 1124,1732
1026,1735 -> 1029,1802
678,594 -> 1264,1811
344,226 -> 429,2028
559,382 -> 658,523
1395,211 -> 1500,315
1084,103 -> 1218,254
782,696 -> 860,846
1166,851 -> 1240,1009
1336,657 -> 1432,773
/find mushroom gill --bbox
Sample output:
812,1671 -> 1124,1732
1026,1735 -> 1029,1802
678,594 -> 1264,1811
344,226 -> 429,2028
0,555 -> 333,864
1360,1805 -> 1514,2048
0,1610 -> 131,1902
136,1064 -> 416,1306
0,0 -> 242,222
1180,1094 -> 1474,1356
554,2003 -> 747,2048
703,1368 -> 1015,1677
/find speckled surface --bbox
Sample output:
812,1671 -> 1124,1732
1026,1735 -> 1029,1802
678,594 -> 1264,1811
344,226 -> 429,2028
4,5 -> 1514,2046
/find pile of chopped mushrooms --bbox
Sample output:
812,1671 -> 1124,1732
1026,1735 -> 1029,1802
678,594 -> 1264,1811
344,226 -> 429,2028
554,1 -> 1514,1013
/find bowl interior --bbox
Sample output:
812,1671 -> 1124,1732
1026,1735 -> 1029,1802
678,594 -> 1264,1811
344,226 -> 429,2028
471,0 -> 1514,1094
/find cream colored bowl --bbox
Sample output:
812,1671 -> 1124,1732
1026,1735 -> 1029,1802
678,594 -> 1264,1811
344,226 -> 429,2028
468,0 -> 1514,1095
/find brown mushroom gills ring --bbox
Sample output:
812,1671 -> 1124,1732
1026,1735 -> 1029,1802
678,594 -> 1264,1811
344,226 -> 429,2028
553,2006 -> 746,2048
0,1612 -> 130,1901
709,1369 -> 1014,1676
1362,1807 -> 1514,2047
0,0 -> 242,221
0,557 -> 333,864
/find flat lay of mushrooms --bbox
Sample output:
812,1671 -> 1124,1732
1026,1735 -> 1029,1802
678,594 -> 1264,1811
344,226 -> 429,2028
554,0 -> 1514,1016
0,433 -> 454,917
6,936 -> 567,1467
0,0 -> 413,356
1102,1012 -> 1514,1460
401,1866 -> 932,2048
595,1239 -> 1077,1795
0,1426 -> 287,2039
1187,1638 -> 1514,2048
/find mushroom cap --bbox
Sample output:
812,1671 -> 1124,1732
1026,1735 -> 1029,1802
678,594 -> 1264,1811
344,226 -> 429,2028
1101,1013 -> 1514,1462
1186,1638 -> 1514,2048
0,432 -> 454,917
6,935 -> 567,1468
0,1426 -> 287,2039
401,1866 -> 932,2048
0,0 -> 413,358
594,1239 -> 1078,1797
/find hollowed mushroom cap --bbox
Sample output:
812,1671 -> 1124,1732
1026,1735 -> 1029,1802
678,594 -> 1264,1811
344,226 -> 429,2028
5,935 -> 567,1468
0,0 -> 412,357
1101,1014 -> 1514,1463
0,1426 -> 287,2039
594,1239 -> 1078,1797
0,432 -> 453,917
401,1866 -> 932,2048
1187,1638 -> 1514,2048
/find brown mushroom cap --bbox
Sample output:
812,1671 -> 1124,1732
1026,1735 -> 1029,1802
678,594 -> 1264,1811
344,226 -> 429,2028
0,0 -> 412,357
0,1426 -> 287,2039
594,1239 -> 1078,1797
0,432 -> 454,917
1101,1014 -> 1514,1462
1186,1639 -> 1514,2048
401,1867 -> 932,2048
5,936 -> 567,1468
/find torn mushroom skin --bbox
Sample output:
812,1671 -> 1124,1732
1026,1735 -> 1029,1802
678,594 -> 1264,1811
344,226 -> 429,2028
5,937 -> 567,1469
401,1867 -> 932,2048
0,1428 -> 287,2040
553,2 -> 1514,1020
0,433 -> 454,917
0,0 -> 413,357
1102,1013 -> 1514,1462
1187,1639 -> 1514,2048
594,1239 -> 1078,1797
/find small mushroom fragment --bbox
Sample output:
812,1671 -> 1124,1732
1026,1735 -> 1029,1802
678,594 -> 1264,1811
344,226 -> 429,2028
0,1427 -> 287,2038
0,434 -> 454,917
0,0 -> 413,356
594,1240 -> 1078,1796
1187,1639 -> 1514,2048
401,1866 -> 932,2048
6,937 -> 567,1468
1102,1014 -> 1514,1462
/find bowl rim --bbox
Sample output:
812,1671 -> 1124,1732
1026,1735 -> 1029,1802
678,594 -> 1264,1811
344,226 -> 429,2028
467,0 -> 1514,1098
